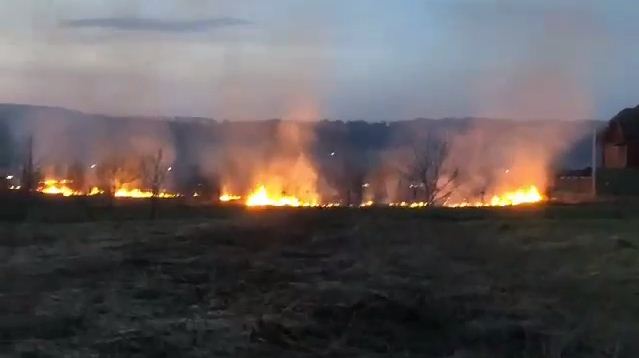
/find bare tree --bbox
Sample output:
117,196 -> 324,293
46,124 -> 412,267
399,131 -> 458,206
20,135 -> 37,196
0,118 -> 12,171
324,147 -> 369,206
143,149 -> 169,219
67,161 -> 86,192
97,155 -> 138,206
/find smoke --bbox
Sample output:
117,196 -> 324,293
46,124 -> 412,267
370,117 -> 594,204
3,106 -> 177,191
442,120 -> 592,202
215,97 -> 333,203
0,101 -> 599,205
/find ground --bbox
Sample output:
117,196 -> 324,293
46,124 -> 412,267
1,202 -> 639,357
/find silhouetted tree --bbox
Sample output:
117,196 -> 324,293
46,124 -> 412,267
184,165 -> 218,200
97,155 -> 138,207
0,119 -> 12,169
67,161 -> 86,192
400,131 -> 458,206
21,135 -> 36,195
143,149 -> 169,219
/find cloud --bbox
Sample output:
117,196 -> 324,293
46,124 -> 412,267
61,17 -> 251,33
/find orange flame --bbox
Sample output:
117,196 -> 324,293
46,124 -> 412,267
114,186 -> 178,199
219,193 -> 242,202
245,185 -> 319,207
446,185 -> 544,208
88,187 -> 104,196
36,178 -> 177,199
38,179 -> 82,197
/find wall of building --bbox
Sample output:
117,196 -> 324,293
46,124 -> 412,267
627,142 -> 639,167
603,144 -> 627,169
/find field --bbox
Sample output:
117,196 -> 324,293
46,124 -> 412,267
2,200 -> 639,357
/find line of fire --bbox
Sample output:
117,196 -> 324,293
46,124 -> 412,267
2,104 -> 637,209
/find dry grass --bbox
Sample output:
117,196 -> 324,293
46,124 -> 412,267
1,205 -> 639,357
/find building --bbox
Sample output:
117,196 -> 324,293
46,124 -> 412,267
601,105 -> 639,169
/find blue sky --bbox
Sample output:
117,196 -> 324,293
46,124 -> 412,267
1,0 -> 637,120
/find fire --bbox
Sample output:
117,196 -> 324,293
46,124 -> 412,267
35,178 -> 177,199
114,186 -> 178,199
38,179 -> 82,197
360,200 -> 374,207
245,185 -> 319,207
488,185 -> 544,206
219,193 -> 242,202
88,187 -> 104,196
446,185 -> 544,207
114,187 -> 154,198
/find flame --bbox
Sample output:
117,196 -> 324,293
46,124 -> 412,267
38,179 -> 82,197
245,185 -> 319,207
219,193 -> 242,202
360,200 -> 374,207
446,185 -> 544,208
114,187 -> 154,198
88,187 -> 104,196
114,186 -> 178,199
385,185 -> 544,208
36,179 -> 179,199
487,185 -> 544,206
36,178 -> 177,199
219,187 -> 339,207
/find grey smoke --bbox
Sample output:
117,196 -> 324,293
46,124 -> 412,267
61,17 -> 252,33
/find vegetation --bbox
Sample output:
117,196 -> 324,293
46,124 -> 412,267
1,202 -> 639,357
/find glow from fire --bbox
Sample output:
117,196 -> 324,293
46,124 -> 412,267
488,185 -> 544,206
219,193 -> 242,202
360,200 -> 374,207
446,185 -> 544,208
114,186 -> 178,199
35,178 -> 177,199
88,187 -> 104,196
114,187 -> 154,198
39,179 -> 82,197
245,185 -> 319,207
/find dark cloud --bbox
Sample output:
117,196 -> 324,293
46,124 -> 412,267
61,17 -> 251,33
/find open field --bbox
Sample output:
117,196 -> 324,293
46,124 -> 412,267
2,203 -> 639,357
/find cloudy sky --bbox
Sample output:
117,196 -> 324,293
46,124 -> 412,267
1,0 -> 637,120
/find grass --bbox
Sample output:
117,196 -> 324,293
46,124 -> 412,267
1,202 -> 639,357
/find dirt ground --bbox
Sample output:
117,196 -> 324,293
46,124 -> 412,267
1,204 -> 639,357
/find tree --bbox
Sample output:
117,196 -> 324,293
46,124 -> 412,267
21,135 -> 36,195
142,149 -> 169,219
0,119 -> 13,169
320,142 -> 371,206
399,131 -> 458,206
97,155 -> 138,204
67,161 -> 86,192
183,165 -> 217,199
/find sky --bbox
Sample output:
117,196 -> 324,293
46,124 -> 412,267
0,0 -> 638,121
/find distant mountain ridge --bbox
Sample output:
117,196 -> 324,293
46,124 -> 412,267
0,102 -> 603,124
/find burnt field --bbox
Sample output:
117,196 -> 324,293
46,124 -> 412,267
2,202 -> 639,357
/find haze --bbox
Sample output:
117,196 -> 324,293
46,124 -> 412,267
1,0 -> 637,120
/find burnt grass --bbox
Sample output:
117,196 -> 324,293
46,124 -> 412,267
1,202 -> 639,357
